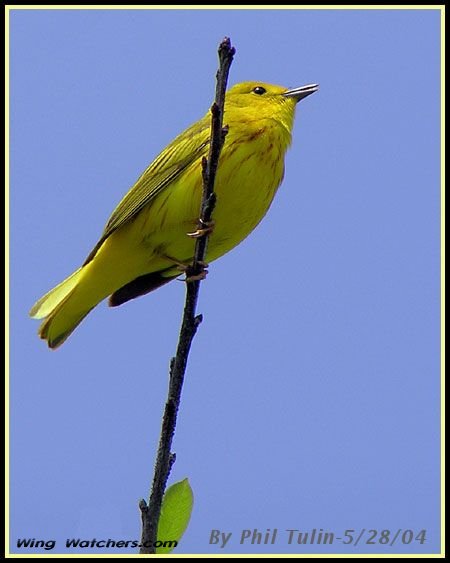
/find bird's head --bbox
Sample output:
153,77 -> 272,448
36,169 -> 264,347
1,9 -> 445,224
224,81 -> 318,129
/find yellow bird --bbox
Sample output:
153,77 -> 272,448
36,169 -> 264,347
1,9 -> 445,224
30,81 -> 318,348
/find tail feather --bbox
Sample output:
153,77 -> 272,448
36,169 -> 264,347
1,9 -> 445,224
37,295 -> 94,349
30,267 -> 94,349
30,268 -> 84,319
30,230 -> 175,347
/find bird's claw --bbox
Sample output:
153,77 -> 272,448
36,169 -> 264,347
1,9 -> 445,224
176,261 -> 209,282
176,260 -> 209,272
187,219 -> 215,238
185,269 -> 208,282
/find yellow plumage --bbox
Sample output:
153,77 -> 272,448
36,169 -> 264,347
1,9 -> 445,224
30,81 -> 318,348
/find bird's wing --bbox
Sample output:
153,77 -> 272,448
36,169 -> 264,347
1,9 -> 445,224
83,120 -> 210,265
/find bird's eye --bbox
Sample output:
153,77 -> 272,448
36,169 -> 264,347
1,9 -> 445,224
252,86 -> 266,95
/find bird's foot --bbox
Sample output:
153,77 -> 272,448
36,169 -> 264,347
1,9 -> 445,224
186,219 -> 215,238
185,268 -> 208,282
176,261 -> 209,282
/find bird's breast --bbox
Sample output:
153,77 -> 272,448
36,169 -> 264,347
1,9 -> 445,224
205,121 -> 288,260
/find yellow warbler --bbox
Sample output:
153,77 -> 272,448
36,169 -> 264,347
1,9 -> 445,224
30,81 -> 318,348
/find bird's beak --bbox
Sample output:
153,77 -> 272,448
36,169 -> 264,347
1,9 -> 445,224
283,83 -> 319,103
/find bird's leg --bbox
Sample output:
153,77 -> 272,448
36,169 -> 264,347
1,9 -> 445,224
186,219 -> 216,239
184,219 -> 213,278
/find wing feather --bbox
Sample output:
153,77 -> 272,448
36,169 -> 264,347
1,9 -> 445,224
83,118 -> 210,265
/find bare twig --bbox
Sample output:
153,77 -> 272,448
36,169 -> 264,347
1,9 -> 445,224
139,37 -> 235,555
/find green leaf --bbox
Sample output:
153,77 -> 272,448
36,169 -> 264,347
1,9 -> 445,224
156,478 -> 194,553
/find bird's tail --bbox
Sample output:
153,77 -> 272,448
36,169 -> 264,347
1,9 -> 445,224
29,267 -> 94,349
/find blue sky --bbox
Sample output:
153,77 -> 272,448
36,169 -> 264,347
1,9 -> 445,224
9,8 -> 442,555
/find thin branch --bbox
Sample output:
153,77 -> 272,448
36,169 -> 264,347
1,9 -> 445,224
139,37 -> 235,555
